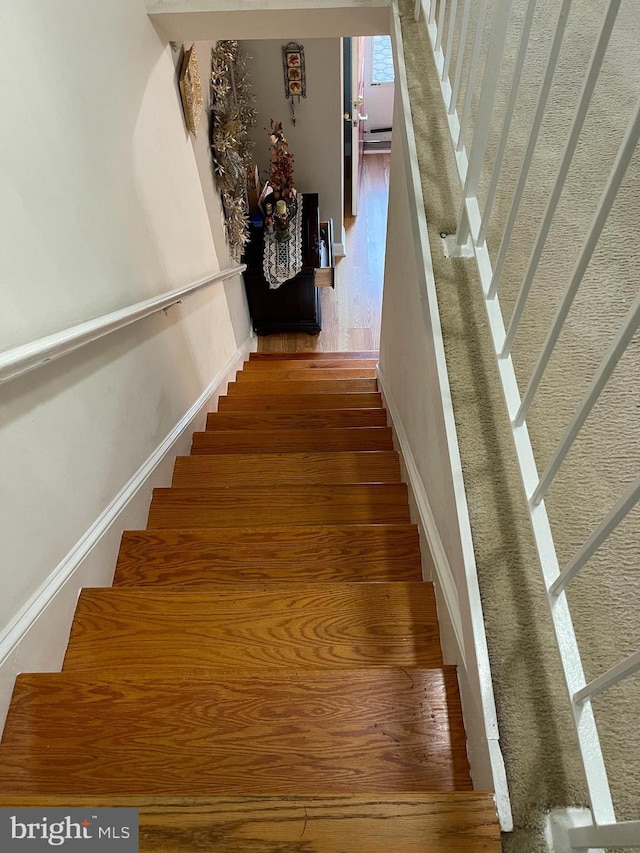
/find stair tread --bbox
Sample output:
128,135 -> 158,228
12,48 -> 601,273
191,426 -> 393,454
205,408 -> 388,430
147,483 -> 411,528
0,669 -> 469,794
237,367 -> 377,381
0,352 -> 484,827
63,583 -> 442,673
115,524 -> 422,585
218,392 -> 382,411
172,451 -> 401,486
226,379 -> 378,396
0,793 -> 501,853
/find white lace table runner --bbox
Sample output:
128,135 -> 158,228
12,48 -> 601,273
263,196 -> 304,289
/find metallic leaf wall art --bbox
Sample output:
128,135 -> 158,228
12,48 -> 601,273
179,46 -> 203,136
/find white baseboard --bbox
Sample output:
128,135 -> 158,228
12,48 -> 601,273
333,225 -> 347,258
0,334 -> 255,734
377,365 -> 512,831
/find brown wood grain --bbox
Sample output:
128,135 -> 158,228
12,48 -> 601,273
205,408 -> 388,431
0,669 -> 469,794
0,793 -> 501,853
0,278 -> 486,831
172,451 -> 401,487
226,379 -> 378,396
250,351 -> 379,360
237,367 -> 377,382
146,484 -> 411,528
114,524 -> 422,586
244,357 -> 378,371
63,583 -> 443,674
218,392 -> 382,411
190,427 -> 393,455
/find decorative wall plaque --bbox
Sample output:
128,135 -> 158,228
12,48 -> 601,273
210,41 -> 257,260
282,42 -> 306,126
179,46 -> 203,136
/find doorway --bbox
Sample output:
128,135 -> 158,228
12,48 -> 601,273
363,35 -> 394,151
343,36 -> 394,220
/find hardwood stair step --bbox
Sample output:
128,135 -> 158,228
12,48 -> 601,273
114,524 -> 422,586
250,351 -> 379,360
147,484 -> 411,528
226,378 -> 378,396
172,451 -> 401,487
191,427 -> 393,454
244,357 -> 378,371
0,347 -> 490,841
237,367 -> 377,382
205,408 -> 388,430
63,583 -> 442,674
0,669 -> 469,794
0,793 -> 502,852
218,392 -> 382,411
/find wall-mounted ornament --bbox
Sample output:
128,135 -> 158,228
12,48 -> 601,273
210,41 -> 257,261
179,46 -> 204,136
282,42 -> 306,127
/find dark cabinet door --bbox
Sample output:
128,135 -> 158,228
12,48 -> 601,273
243,273 -> 322,335
243,193 -> 322,335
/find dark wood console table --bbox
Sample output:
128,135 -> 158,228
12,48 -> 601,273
242,193 -> 334,335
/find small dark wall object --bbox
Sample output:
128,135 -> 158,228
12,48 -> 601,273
282,42 -> 306,126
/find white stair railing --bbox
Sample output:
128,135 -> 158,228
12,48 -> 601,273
413,0 -> 640,847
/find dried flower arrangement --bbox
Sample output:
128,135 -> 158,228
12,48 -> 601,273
267,120 -> 295,200
210,41 -> 257,260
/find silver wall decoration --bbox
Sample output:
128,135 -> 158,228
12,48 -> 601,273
282,42 -> 306,126
210,40 -> 257,261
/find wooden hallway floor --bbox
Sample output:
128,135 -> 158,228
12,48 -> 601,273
258,153 -> 390,353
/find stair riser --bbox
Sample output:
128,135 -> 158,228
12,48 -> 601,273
113,564 -> 422,586
0,794 -> 502,853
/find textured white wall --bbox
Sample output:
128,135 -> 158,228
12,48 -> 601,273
378,86 -> 506,803
242,38 -> 344,241
379,98 -> 467,641
0,0 -> 251,722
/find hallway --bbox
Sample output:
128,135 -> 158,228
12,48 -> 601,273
258,153 -> 390,353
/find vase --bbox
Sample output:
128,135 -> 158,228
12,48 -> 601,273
272,192 -> 297,242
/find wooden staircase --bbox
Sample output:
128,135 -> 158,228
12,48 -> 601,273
0,352 -> 501,851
